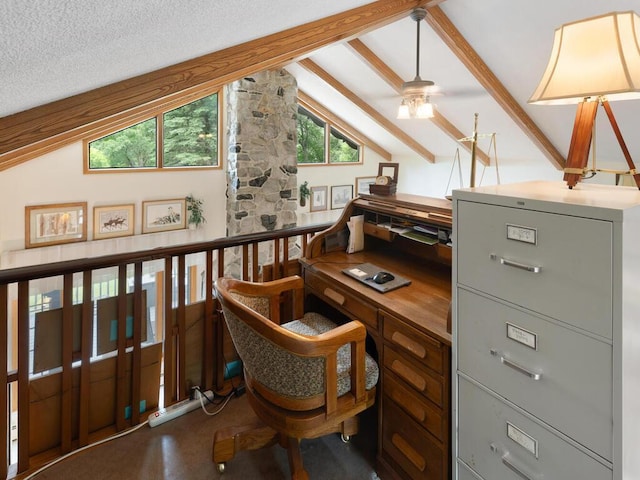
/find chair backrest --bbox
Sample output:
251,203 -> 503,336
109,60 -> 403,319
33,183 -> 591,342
215,276 -> 328,407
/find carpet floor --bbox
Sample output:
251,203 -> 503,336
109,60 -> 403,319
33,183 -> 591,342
29,393 -> 380,480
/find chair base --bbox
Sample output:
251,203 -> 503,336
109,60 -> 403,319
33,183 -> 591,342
212,411 -> 359,479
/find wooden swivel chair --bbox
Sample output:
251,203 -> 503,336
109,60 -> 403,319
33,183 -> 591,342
213,275 -> 378,479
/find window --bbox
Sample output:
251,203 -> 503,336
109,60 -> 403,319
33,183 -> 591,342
87,92 -> 219,171
297,106 -> 361,165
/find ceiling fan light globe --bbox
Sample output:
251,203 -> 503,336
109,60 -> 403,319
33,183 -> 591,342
416,101 -> 434,119
397,103 -> 411,119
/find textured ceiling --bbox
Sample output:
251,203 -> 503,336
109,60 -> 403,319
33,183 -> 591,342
2,0 -> 639,172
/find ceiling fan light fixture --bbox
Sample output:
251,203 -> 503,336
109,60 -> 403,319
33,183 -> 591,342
398,7 -> 437,120
397,95 -> 434,119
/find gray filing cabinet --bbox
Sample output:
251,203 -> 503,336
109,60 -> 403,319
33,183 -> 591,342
452,181 -> 640,480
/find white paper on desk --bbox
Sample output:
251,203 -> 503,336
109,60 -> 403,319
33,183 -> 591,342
347,215 -> 364,253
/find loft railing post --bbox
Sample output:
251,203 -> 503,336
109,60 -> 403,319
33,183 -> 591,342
16,281 -> 29,473
115,265 -> 128,431
78,271 -> 92,447
203,250 -> 215,391
0,284 -> 7,478
131,262 -> 143,425
177,255 -> 186,399
61,274 -> 74,453
163,257 -> 176,404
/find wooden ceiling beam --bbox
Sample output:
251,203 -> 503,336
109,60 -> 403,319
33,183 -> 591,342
298,58 -> 436,163
0,0 -> 430,170
347,38 -> 491,166
425,6 -> 565,169
298,90 -> 392,161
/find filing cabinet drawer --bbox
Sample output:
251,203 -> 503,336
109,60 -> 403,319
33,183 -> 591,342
384,374 -> 445,441
456,201 -> 612,338
457,461 -> 483,480
383,311 -> 445,375
304,269 -> 378,329
457,288 -> 612,459
458,377 -> 612,480
384,346 -> 443,407
382,397 -> 446,480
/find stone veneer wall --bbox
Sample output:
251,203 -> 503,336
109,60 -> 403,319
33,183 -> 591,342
225,69 -> 299,277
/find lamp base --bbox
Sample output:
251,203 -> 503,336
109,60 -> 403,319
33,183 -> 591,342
563,99 -> 640,190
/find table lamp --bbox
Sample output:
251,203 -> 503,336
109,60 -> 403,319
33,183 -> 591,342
529,11 -> 640,189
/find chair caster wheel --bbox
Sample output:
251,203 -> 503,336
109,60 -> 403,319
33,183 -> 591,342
216,462 -> 226,474
341,434 -> 350,443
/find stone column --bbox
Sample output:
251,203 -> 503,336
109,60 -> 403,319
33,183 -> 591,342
225,69 -> 299,277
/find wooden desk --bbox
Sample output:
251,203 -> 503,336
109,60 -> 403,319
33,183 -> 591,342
300,194 -> 453,480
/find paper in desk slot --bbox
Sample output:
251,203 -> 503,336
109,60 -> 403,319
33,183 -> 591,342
346,215 -> 364,253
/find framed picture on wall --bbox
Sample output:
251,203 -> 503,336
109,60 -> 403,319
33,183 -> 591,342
331,185 -> 353,210
25,202 -> 88,249
93,204 -> 135,240
142,198 -> 186,233
310,186 -> 328,212
355,176 -> 376,196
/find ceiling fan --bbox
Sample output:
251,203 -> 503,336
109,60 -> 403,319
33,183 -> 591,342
397,7 -> 440,119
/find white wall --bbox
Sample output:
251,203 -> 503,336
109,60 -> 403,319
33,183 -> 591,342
0,139 -> 563,269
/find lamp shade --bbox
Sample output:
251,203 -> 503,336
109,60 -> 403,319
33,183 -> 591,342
529,11 -> 640,105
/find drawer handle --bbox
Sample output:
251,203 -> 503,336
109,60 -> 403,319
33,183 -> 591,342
323,287 -> 345,306
502,455 -> 535,480
491,254 -> 541,273
490,349 -> 542,380
490,444 -> 538,480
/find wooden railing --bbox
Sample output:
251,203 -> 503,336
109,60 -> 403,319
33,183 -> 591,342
0,222 -> 331,479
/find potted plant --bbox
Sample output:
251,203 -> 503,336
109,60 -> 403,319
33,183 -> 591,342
186,194 -> 206,228
299,181 -> 310,207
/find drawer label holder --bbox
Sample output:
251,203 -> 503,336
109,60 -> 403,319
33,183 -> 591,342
506,323 -> 538,350
506,224 -> 537,245
507,422 -> 538,458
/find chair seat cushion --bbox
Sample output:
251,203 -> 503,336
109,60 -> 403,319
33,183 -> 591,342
282,312 -> 379,397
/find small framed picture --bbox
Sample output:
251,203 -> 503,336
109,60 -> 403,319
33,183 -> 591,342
355,176 -> 376,196
331,185 -> 353,210
310,186 -> 328,212
142,199 -> 186,233
93,204 -> 135,240
25,202 -> 88,248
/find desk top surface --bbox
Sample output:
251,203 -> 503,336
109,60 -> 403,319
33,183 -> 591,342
300,249 -> 452,345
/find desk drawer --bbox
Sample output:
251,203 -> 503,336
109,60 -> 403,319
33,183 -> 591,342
457,288 -> 612,459
456,201 -> 612,338
384,346 -> 443,407
382,397 -> 446,480
383,311 -> 445,375
384,374 -> 445,441
363,222 -> 394,241
458,377 -> 612,480
305,269 -> 378,329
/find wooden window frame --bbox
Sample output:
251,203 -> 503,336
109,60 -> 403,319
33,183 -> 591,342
83,88 -> 223,173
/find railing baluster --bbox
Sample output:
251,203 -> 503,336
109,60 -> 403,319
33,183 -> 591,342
163,257 -> 176,404
116,265 -> 127,431
0,284 -> 7,478
242,245 -> 249,281
177,255 -> 186,400
78,271 -> 92,447
17,281 -> 29,473
131,262 -> 143,425
61,273 -> 73,453
252,243 -> 259,281
204,250 -> 214,390
274,238 -> 280,280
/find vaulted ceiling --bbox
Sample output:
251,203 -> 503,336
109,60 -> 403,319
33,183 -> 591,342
1,0 -> 639,175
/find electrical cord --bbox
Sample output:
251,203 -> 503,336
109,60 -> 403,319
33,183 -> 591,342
195,387 -> 233,416
22,420 -> 149,480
